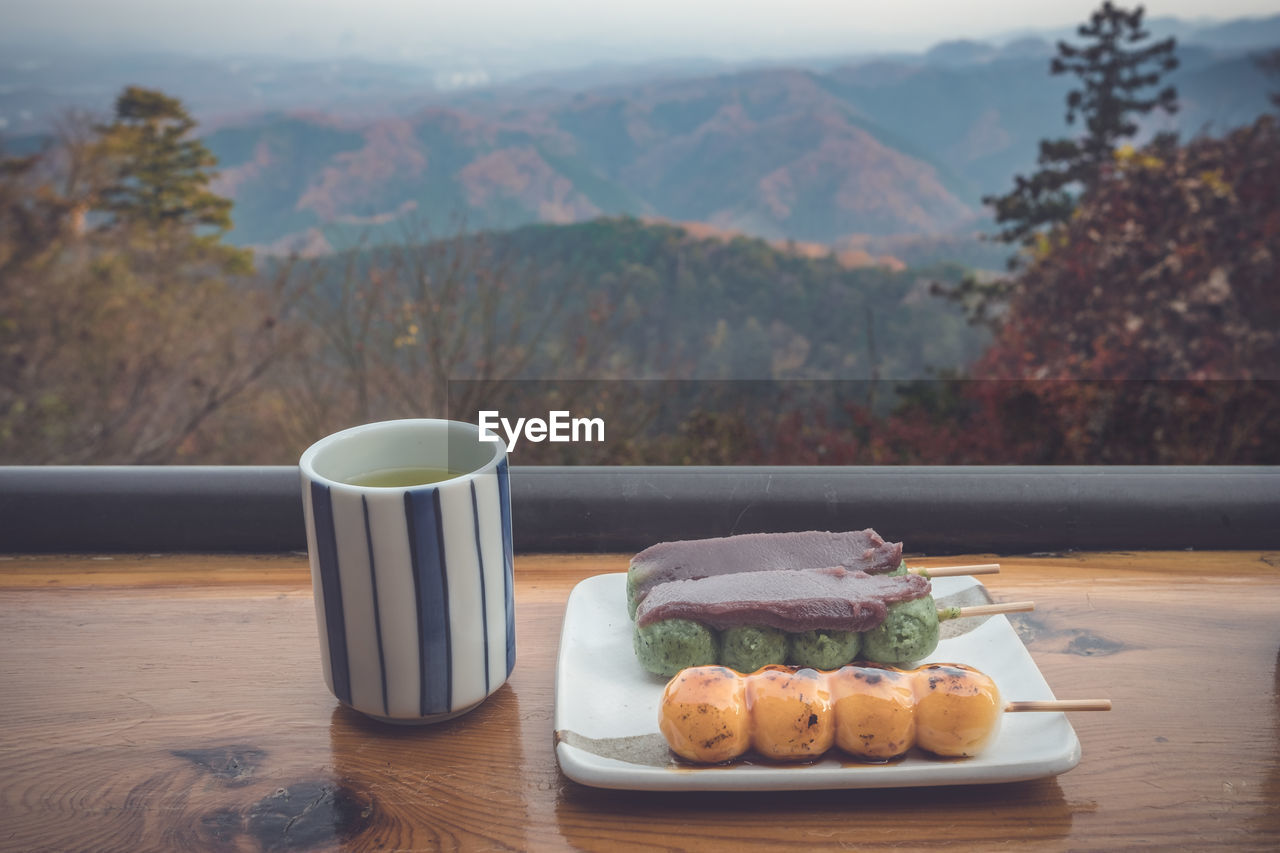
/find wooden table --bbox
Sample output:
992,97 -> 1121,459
1,551 -> 1278,851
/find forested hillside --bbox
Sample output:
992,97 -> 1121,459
6,14 -> 1274,259
196,42 -> 1274,254
490,217 -> 985,379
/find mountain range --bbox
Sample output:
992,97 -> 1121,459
3,15 -> 1277,263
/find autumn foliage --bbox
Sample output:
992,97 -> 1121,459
575,113 -> 1280,466
772,115 -> 1280,466
949,116 -> 1280,463
982,120 -> 1279,382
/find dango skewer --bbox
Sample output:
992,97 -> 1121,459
659,662 -> 1110,764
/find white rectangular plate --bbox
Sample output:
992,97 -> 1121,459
554,573 -> 1081,791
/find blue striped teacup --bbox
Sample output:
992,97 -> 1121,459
299,419 -> 515,723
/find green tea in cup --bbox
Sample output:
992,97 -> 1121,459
342,466 -> 461,488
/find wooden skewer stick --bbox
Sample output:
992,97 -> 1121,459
938,600 -> 1036,620
1005,699 -> 1113,712
909,563 -> 1001,578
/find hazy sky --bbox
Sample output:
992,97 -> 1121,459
5,0 -> 1279,64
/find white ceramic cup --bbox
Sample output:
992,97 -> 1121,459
299,419 -> 515,723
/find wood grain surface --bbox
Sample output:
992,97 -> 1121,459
1,550 -> 1278,851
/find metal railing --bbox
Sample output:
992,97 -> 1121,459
1,465 -> 1276,553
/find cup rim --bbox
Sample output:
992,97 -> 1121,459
299,418 -> 504,490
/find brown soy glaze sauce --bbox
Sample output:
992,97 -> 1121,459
918,662 -> 984,690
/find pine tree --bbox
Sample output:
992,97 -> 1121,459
97,87 -> 231,230
94,87 -> 250,271
986,2 -> 1178,248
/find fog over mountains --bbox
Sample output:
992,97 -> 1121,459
2,13 -> 1277,259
